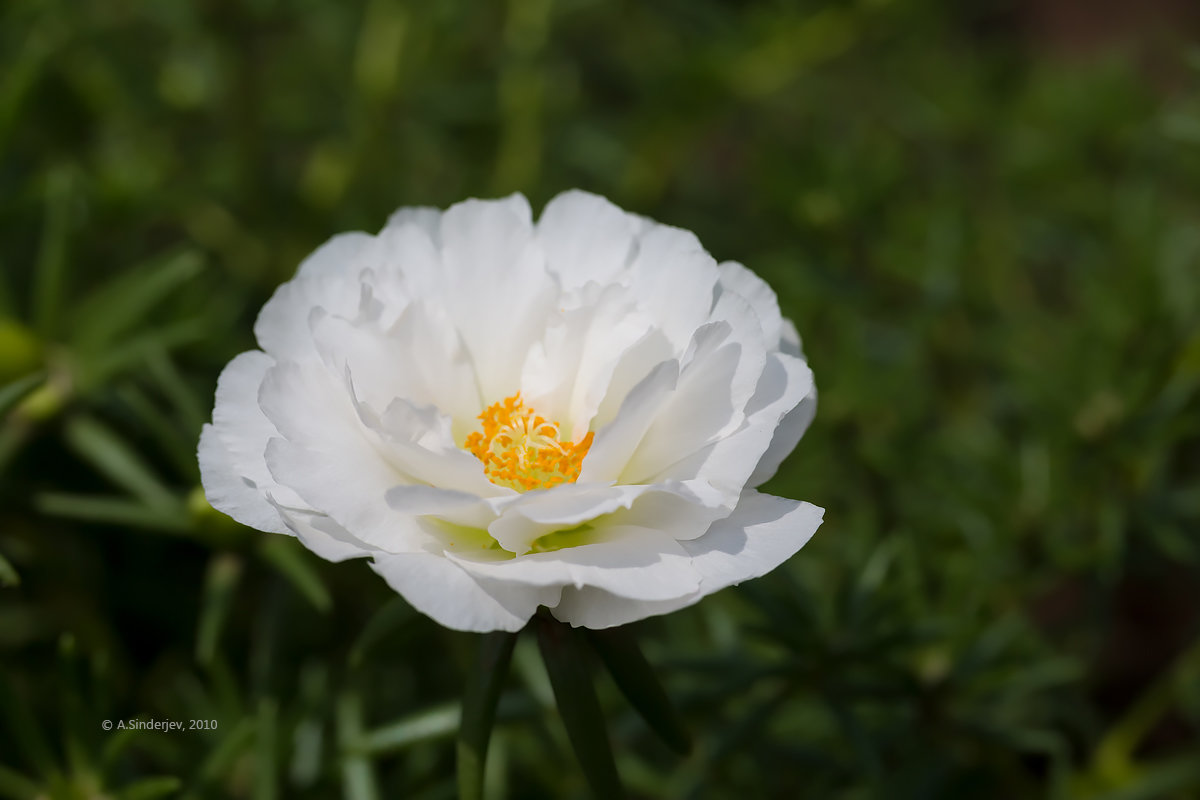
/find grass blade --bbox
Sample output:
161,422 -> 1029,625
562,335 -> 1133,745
348,596 -> 419,667
0,373 -> 44,419
114,777 -> 183,800
35,493 -> 191,534
0,765 -> 39,800
257,537 -> 331,613
80,317 -> 208,389
337,691 -> 380,800
71,250 -> 204,351
358,702 -> 460,755
195,554 -> 243,667
0,550 -> 18,587
255,697 -> 278,800
0,680 -> 56,776
62,415 -> 179,512
585,627 -> 691,755
146,350 -> 207,435
185,718 -> 255,798
31,166 -> 74,337
113,383 -> 200,479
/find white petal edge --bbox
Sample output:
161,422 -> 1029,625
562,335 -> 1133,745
254,233 -> 374,359
269,500 -> 373,563
198,423 -> 288,534
748,384 -> 817,487
200,349 -> 309,532
370,552 -> 561,633
536,190 -> 638,290
550,492 -> 824,628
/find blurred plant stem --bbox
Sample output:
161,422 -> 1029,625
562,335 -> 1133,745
458,631 -> 518,800
534,613 -> 623,799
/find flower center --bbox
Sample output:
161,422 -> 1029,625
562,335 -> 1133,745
464,392 -> 593,492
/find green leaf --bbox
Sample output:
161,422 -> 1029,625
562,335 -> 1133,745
258,536 -> 331,613
114,777 -> 183,800
289,662 -> 329,789
534,615 -> 623,799
62,416 -> 180,513
0,765 -> 39,800
483,728 -> 509,800
358,702 -> 460,755
145,349 -> 207,435
35,493 -> 191,534
0,320 -> 41,385
0,372 -> 44,419
71,249 -> 204,351
348,596 -> 419,667
56,633 -> 92,778
187,718 -> 255,795
584,627 -> 690,755
0,681 -> 55,777
0,262 -> 11,319
32,165 -> 74,337
195,553 -> 243,666
825,698 -> 881,784
0,22 -> 57,157
0,550 -> 19,588
79,317 -> 208,389
1088,754 -> 1200,800
337,691 -> 380,800
1092,633 -> 1200,781
458,631 -> 518,800
113,383 -> 201,479
255,698 -> 278,800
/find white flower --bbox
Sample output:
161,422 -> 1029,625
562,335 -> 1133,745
199,191 -> 823,632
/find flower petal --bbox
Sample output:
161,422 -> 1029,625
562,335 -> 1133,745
748,376 -> 817,487
450,526 -> 700,601
296,231 -> 376,280
367,395 -> 507,497
254,233 -> 374,359
438,194 -> 558,400
384,205 -> 443,246
371,552 -> 560,632
269,500 -> 373,562
258,360 -> 436,552
619,316 -> 760,483
199,350 -> 308,532
598,479 -> 732,542
550,492 -> 823,628
520,283 -> 652,440
265,437 -> 430,553
310,305 -> 482,439
628,223 -> 721,351
649,352 -> 814,493
576,358 -> 679,483
385,484 -> 511,532
198,423 -> 288,534
537,190 -> 638,289
717,260 -> 783,347
487,483 -> 652,555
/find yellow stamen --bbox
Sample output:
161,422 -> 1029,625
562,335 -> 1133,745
464,392 -> 593,492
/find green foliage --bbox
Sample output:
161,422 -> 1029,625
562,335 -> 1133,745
1,0 -> 1198,797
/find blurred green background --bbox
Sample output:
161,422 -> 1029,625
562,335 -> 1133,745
2,0 -> 1199,797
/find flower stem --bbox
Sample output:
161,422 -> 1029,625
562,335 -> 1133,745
457,631 -> 518,800
534,613 -> 624,799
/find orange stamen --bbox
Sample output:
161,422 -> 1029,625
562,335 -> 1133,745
464,392 -> 593,492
